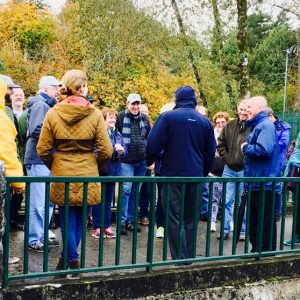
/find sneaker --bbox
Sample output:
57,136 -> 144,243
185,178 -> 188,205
138,217 -> 149,226
92,228 -> 100,239
210,222 -> 216,233
230,221 -> 234,232
239,233 -> 246,241
48,239 -> 59,247
29,242 -> 45,253
8,256 -> 20,264
121,224 -> 127,235
217,233 -> 230,240
283,238 -> 300,246
104,227 -> 116,238
49,230 -> 56,240
156,226 -> 164,238
126,222 -> 141,232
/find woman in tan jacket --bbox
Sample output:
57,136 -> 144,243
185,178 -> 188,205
37,70 -> 112,276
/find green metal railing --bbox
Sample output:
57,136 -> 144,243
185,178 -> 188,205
3,176 -> 300,287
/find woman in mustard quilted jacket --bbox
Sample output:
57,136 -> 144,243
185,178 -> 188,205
37,70 -> 112,277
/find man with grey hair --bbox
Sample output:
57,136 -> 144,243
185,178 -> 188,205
217,99 -> 250,240
241,96 -> 280,253
116,94 -> 151,234
24,76 -> 62,252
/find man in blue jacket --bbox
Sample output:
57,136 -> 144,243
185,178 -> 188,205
146,86 -> 216,260
242,96 -> 280,253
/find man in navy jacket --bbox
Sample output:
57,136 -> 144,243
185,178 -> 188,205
242,96 -> 280,253
146,86 -> 216,260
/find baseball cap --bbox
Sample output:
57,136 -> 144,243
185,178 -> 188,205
0,75 -> 21,88
39,76 -> 62,90
127,93 -> 141,104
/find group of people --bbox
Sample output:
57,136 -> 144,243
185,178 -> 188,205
0,70 -> 296,272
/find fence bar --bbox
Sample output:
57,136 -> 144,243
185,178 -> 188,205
280,183 -> 288,250
163,184 -> 170,261
218,182 -> 227,256
177,184 -> 186,260
23,182 -> 30,274
43,182 -> 51,272
192,183 -> 200,258
115,182 -> 123,266
269,182 -> 276,251
244,186 -> 251,254
81,182 -> 89,268
291,182 -> 299,249
232,182 -> 240,255
98,183 -> 106,267
256,183 -> 265,258
205,182 -> 213,257
132,183 -> 140,264
63,183 -> 70,269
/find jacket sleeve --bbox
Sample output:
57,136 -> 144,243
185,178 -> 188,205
243,125 -> 276,158
203,122 -> 216,176
28,102 -> 49,139
217,125 -> 229,163
95,111 -> 113,169
146,114 -> 167,167
36,112 -> 54,169
278,127 -> 290,151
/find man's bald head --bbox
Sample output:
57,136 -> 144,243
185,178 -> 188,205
246,96 -> 268,120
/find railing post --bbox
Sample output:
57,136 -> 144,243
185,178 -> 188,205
0,161 -> 6,286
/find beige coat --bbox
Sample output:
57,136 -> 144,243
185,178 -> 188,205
37,98 -> 112,206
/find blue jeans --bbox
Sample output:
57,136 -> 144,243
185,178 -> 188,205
120,161 -> 146,224
26,164 -> 53,245
139,168 -> 151,218
222,165 -> 246,235
92,182 -> 115,229
59,206 -> 86,261
211,181 -> 223,223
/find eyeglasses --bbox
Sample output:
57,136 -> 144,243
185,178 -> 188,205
216,121 -> 226,124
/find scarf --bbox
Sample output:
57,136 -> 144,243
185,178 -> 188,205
122,109 -> 147,147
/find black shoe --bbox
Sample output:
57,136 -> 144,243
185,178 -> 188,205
121,224 -> 127,235
29,243 -> 46,253
10,220 -> 24,231
217,233 -> 230,240
199,214 -> 208,221
126,222 -> 141,232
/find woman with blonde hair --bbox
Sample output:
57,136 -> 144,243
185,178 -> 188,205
37,69 -> 112,277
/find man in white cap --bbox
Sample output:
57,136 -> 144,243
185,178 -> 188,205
24,75 -> 62,252
116,93 -> 151,235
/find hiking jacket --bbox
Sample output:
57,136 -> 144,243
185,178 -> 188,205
242,111 -> 280,191
37,96 -> 112,206
217,118 -> 250,172
146,100 -> 216,177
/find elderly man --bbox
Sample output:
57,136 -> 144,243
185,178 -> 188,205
24,76 -> 62,252
217,100 -> 250,240
116,94 -> 151,235
242,96 -> 280,253
147,86 -> 216,260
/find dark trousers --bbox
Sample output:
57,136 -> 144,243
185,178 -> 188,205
156,181 -> 164,227
139,168 -> 151,218
249,190 -> 277,252
10,192 -> 23,223
162,183 -> 200,260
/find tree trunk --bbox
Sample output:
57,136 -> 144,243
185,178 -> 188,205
170,0 -> 207,106
294,45 -> 300,111
236,0 -> 249,99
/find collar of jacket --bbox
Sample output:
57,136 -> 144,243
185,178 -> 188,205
173,99 -> 196,109
245,111 -> 268,128
39,92 -> 57,107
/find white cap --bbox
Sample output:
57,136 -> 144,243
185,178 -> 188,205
127,93 -> 141,104
39,76 -> 62,90
0,75 -> 21,88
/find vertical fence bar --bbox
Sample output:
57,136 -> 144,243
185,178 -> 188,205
232,182 -> 240,255
132,182 -> 140,264
81,182 -> 88,268
244,185 -> 251,254
256,183 -> 265,258
98,182 -> 106,267
146,182 -> 156,272
177,184 -> 185,260
280,182 -> 288,250
269,182 -> 276,251
23,182 -> 30,274
291,182 -> 299,249
163,184 -> 170,261
218,182 -> 227,256
63,182 -> 70,269
43,181 -> 50,272
3,182 -> 11,287
205,182 -> 213,257
115,182 -> 123,265
192,183 -> 200,258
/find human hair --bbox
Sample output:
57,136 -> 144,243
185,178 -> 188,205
102,108 -> 118,120
60,70 -> 88,96
212,111 -> 230,125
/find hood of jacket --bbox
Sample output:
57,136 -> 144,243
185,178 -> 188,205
173,98 -> 196,109
0,79 -> 7,111
53,100 -> 94,125
27,93 -> 56,109
245,111 -> 268,128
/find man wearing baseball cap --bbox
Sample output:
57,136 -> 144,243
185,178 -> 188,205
24,75 -> 62,252
115,93 -> 151,234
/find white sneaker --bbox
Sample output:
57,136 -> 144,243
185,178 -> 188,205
156,227 -> 164,238
49,230 -> 56,240
210,222 -> 216,232
230,221 -> 234,232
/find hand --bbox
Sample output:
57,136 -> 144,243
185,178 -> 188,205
114,143 -> 124,154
